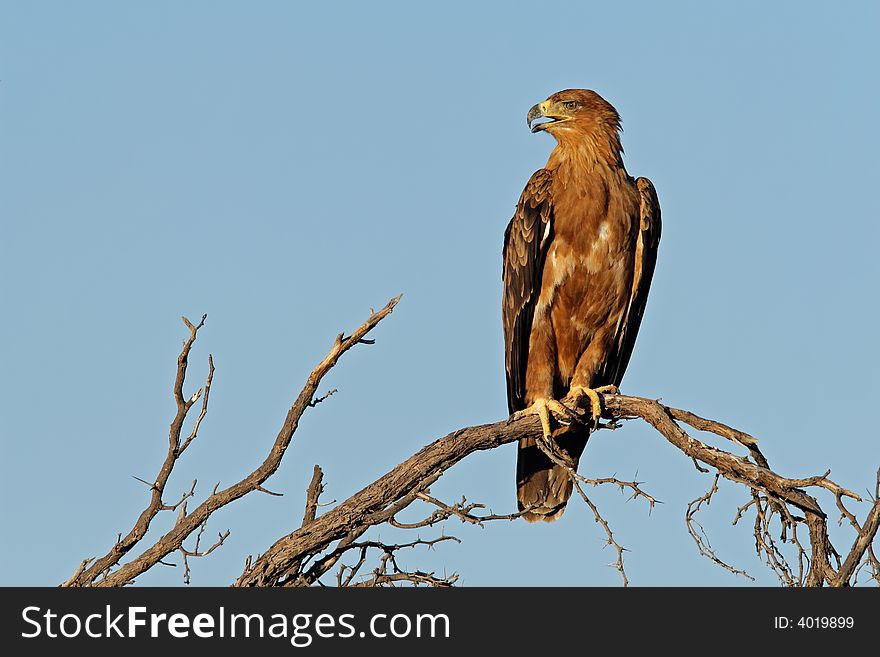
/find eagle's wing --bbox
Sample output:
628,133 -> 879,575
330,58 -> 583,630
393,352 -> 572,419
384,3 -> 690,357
502,169 -> 554,414
603,176 -> 661,386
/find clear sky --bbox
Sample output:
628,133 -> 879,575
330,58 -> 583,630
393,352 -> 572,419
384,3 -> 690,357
1,1 -> 878,587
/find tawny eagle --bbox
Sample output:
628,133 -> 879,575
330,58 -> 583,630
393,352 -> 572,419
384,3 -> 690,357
502,89 -> 661,522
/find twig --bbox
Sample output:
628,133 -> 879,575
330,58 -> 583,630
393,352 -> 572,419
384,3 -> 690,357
336,537 -> 460,587
179,354 -> 214,455
308,389 -> 338,408
179,522 -> 231,585
389,493 -> 525,529
572,481 -> 629,586
685,473 -> 753,580
302,465 -> 324,526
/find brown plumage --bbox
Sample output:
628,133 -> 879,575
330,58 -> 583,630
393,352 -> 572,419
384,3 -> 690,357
502,89 -> 661,522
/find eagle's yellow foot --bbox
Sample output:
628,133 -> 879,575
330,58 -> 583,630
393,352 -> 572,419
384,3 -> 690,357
569,385 -> 619,426
516,397 -> 582,441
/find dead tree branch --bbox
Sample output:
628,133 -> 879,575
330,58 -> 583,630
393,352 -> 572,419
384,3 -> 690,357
67,314 -> 209,585
63,297 -> 879,587
64,297 -> 401,587
234,390 -> 877,587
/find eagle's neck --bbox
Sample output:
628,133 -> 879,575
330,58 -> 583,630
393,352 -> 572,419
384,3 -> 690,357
546,128 -> 624,183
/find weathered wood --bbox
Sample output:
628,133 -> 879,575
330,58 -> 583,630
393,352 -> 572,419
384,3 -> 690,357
62,297 -> 879,588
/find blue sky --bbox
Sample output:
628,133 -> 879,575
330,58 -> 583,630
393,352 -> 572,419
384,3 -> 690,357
1,1 -> 877,586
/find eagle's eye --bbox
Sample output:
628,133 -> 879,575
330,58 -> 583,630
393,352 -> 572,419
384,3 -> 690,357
563,101 -> 577,111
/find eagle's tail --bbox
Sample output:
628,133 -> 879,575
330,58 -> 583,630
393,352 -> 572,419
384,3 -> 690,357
516,427 -> 590,522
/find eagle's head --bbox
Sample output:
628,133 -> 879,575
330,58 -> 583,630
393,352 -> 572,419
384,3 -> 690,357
527,89 -> 622,140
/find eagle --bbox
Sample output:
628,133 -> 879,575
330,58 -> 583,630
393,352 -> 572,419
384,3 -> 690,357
502,89 -> 661,522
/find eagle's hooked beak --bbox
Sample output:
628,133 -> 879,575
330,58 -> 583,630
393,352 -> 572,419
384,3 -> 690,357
527,103 -> 547,132
527,100 -> 573,133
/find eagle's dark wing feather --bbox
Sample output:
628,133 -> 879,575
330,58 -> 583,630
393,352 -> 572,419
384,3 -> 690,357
502,169 -> 554,415
602,176 -> 661,386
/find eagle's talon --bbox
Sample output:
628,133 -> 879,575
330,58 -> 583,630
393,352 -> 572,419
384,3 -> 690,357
522,396 -> 586,441
545,398 -> 582,425
569,385 -> 618,427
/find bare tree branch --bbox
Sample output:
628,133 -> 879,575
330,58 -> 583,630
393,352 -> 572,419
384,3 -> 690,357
572,481 -> 630,586
64,297 -> 401,587
234,391 -> 876,587
685,473 -> 754,580
302,465 -> 325,527
832,470 -> 880,586
388,493 -> 524,529
63,299 -> 879,588
179,355 -> 214,455
68,314 -> 209,585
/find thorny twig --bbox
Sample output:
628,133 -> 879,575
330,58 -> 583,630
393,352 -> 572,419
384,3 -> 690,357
685,473 -> 754,580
